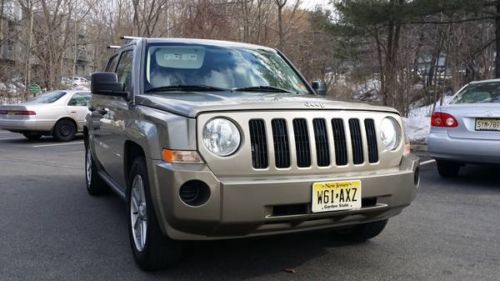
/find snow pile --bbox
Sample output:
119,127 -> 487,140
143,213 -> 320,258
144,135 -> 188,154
0,80 -> 26,95
403,116 -> 430,144
403,96 -> 454,143
353,79 -> 381,102
70,85 -> 90,91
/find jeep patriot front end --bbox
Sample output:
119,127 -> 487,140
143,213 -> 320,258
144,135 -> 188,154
85,37 -> 419,270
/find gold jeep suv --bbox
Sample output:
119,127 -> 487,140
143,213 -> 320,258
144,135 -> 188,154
84,37 -> 420,271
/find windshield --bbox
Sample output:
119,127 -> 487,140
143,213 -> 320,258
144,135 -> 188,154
144,43 -> 310,95
27,91 -> 66,104
451,82 -> 500,104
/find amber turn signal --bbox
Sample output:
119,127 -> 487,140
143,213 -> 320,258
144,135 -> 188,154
162,149 -> 204,164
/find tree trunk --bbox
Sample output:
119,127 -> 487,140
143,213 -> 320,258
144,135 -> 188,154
373,28 -> 385,104
495,0 -> 500,77
277,5 -> 283,49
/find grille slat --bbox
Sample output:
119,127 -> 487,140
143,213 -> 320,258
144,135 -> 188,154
364,119 -> 379,163
331,119 -> 348,166
272,119 -> 291,168
249,119 -> 268,169
313,119 -> 330,167
349,119 -> 364,164
293,119 -> 311,167
248,117 -> 378,169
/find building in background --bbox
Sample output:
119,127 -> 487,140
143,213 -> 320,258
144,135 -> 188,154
0,0 -> 91,92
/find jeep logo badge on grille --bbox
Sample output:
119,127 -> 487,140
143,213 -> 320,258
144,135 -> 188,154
304,101 -> 325,108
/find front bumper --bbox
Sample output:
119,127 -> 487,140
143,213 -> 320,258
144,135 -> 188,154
428,132 -> 500,164
0,119 -> 55,132
149,154 -> 419,240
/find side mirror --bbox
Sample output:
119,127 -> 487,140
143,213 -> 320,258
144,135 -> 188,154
91,72 -> 127,98
311,80 -> 327,96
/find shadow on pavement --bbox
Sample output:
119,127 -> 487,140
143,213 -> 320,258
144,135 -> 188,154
0,134 -> 84,144
423,163 -> 500,192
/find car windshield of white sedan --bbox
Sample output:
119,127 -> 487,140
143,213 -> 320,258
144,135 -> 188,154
144,44 -> 310,95
28,91 -> 66,104
451,83 -> 500,104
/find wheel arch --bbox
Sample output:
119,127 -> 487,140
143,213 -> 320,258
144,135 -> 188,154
124,140 -> 146,186
52,116 -> 78,133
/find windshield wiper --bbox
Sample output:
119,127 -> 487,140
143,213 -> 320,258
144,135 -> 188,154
145,85 -> 229,93
233,85 -> 292,94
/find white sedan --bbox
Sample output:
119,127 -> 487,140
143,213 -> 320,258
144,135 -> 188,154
0,90 -> 90,141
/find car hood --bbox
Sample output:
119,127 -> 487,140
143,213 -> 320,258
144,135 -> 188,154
135,91 -> 399,118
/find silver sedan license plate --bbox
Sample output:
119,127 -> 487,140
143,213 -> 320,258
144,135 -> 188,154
475,118 -> 500,131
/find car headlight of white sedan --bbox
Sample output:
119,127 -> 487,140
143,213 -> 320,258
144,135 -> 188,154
203,118 -> 241,156
380,117 -> 402,151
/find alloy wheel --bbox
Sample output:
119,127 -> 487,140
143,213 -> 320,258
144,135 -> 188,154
130,175 -> 148,252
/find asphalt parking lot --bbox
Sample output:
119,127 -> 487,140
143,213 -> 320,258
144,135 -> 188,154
0,129 -> 499,281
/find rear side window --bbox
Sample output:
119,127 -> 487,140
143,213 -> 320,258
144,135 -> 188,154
68,92 -> 90,106
115,50 -> 134,91
451,82 -> 500,104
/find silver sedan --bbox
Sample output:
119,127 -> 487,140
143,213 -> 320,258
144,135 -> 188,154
428,79 -> 500,177
0,90 -> 90,141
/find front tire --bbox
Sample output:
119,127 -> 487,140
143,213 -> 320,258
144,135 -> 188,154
85,144 -> 108,195
333,220 -> 388,242
436,160 -> 460,178
128,157 -> 183,271
53,119 -> 76,142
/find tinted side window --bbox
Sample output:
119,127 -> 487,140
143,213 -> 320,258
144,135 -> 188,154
115,50 -> 134,91
68,92 -> 91,106
106,54 -> 119,72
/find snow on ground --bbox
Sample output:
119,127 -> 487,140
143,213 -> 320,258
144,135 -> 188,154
404,96 -> 454,143
403,116 -> 430,144
70,85 -> 90,91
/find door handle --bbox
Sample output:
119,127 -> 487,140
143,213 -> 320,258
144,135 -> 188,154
98,109 -> 108,115
89,107 -> 108,116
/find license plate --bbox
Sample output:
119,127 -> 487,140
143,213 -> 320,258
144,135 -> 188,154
311,180 -> 362,213
475,118 -> 500,131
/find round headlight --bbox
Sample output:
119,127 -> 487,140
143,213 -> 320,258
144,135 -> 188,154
203,118 -> 241,156
380,117 -> 402,151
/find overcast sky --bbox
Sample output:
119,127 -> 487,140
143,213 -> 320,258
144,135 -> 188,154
300,0 -> 332,11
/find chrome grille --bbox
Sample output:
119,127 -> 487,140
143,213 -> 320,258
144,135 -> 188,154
250,117 -> 379,169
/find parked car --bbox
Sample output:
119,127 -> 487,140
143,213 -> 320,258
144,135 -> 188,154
0,90 -> 90,141
85,38 -> 420,271
428,79 -> 500,177
62,76 -> 89,88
